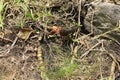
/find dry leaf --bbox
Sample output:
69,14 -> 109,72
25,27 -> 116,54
17,28 -> 34,41
0,31 -> 4,38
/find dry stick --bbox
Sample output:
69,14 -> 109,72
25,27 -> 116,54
92,20 -> 120,40
6,36 -> 18,54
90,8 -> 95,35
98,53 -> 103,79
77,6 -> 95,41
92,25 -> 120,46
106,51 -> 120,71
80,41 -> 102,59
70,45 -> 81,64
78,0 -> 81,25
99,40 -> 106,79
92,27 -> 120,40
0,37 -> 18,58
74,0 -> 81,39
109,61 -> 116,80
70,0 -> 81,63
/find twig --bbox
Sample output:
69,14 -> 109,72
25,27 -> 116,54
92,23 -> 120,46
90,7 -> 95,35
80,40 -> 102,59
98,54 -> 103,79
109,61 -> 116,80
92,25 -> 120,40
0,36 -> 18,58
70,44 -> 81,64
6,36 -> 18,54
0,37 -> 13,43
106,51 -> 120,71
78,0 -> 81,25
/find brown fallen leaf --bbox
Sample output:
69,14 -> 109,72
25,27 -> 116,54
17,28 -> 34,41
0,31 -> 4,38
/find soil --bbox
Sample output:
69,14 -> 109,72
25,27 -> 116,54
0,0 -> 120,80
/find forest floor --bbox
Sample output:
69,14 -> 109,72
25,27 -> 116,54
0,0 -> 120,80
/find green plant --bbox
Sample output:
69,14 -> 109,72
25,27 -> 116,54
46,60 -> 79,80
0,0 -> 8,29
57,62 -> 78,77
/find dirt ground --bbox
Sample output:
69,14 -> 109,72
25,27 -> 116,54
0,0 -> 120,80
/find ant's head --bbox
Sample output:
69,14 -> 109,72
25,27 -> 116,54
48,26 -> 62,35
51,26 -> 62,34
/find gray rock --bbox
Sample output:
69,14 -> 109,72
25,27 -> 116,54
84,2 -> 120,41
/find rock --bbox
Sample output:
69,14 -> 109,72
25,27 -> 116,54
84,2 -> 120,41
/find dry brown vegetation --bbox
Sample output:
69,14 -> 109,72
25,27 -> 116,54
0,0 -> 120,80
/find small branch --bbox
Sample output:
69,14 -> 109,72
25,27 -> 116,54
6,36 -> 18,54
70,45 -> 80,64
106,51 -> 120,71
80,41 -> 102,59
78,0 -> 81,25
98,54 -> 103,79
0,36 -> 18,58
92,25 -> 120,40
109,61 -> 116,80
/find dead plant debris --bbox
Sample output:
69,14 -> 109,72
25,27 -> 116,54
0,0 -> 120,80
